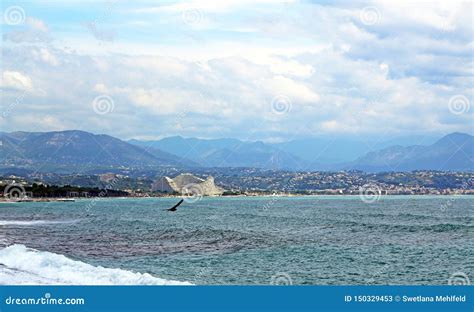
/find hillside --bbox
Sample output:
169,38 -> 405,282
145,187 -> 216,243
349,133 -> 474,171
0,130 -> 195,171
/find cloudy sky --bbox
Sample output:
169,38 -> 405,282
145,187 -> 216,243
1,0 -> 472,142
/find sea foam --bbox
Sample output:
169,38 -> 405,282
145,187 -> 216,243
0,244 -> 191,285
0,220 -> 77,226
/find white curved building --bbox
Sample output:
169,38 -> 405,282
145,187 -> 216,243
152,173 -> 224,195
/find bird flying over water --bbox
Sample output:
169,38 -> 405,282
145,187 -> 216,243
167,199 -> 184,212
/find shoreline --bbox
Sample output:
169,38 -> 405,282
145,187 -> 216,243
1,193 -> 473,203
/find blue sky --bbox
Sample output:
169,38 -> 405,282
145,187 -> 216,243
1,0 -> 473,142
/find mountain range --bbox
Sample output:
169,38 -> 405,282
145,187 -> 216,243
0,130 -> 195,172
348,132 -> 474,171
130,133 -> 473,171
129,137 -> 305,169
0,131 -> 472,172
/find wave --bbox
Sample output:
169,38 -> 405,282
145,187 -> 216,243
0,220 -> 78,226
344,212 -> 474,223
332,220 -> 473,232
0,244 -> 191,285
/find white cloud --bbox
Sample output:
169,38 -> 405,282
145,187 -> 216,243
3,17 -> 51,43
253,56 -> 314,78
1,71 -> 33,91
32,47 -> 60,66
1,0 -> 472,140
263,75 -> 320,104
27,17 -> 49,33
134,0 -> 298,14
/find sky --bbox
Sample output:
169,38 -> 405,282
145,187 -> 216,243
0,0 -> 473,142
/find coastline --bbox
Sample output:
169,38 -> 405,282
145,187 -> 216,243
1,193 -> 472,203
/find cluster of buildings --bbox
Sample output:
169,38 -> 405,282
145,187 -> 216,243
210,170 -> 474,195
1,170 -> 473,198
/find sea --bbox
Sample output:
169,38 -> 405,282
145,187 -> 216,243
0,196 -> 472,285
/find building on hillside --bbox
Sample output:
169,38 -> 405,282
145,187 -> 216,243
152,173 -> 224,196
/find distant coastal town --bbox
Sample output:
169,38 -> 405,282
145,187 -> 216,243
1,170 -> 473,201
1,131 -> 472,202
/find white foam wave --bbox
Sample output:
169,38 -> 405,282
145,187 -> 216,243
0,220 -> 78,226
0,244 -> 191,285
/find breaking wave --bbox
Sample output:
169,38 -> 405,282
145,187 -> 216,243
0,220 -> 78,226
0,244 -> 191,285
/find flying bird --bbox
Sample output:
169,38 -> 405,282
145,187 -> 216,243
167,199 -> 184,212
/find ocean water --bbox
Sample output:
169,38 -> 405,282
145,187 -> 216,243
0,196 -> 472,285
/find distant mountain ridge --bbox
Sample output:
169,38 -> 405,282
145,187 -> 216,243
272,135 -> 439,164
347,132 -> 474,171
0,130 -> 197,171
130,136 -> 306,170
131,133 -> 473,171
1,130 -> 472,172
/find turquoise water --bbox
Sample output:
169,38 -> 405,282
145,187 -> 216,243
0,196 -> 472,285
